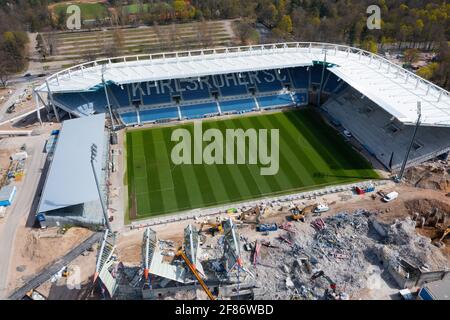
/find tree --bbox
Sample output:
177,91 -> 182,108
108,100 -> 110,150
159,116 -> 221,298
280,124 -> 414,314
277,15 -> 293,34
235,20 -> 260,45
416,62 -> 438,80
0,31 -> 29,72
361,39 -> 378,53
0,60 -> 12,87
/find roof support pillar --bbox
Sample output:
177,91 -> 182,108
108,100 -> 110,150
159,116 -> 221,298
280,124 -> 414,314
33,90 -> 42,126
45,80 -> 60,123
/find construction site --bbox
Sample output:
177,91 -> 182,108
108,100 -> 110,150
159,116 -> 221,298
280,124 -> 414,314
105,181 -> 450,300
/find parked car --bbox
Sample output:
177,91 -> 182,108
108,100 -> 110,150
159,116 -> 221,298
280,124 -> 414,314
383,191 -> 399,202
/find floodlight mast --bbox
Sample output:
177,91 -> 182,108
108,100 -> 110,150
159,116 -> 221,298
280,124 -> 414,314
91,143 -> 112,231
396,101 -> 422,182
101,65 -> 116,131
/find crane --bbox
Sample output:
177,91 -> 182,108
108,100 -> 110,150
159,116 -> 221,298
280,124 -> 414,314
176,249 -> 215,300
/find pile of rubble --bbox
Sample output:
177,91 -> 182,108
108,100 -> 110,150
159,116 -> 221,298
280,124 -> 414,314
245,210 -> 449,300
404,160 -> 450,192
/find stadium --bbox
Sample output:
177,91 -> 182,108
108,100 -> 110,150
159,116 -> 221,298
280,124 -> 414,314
33,42 -> 450,223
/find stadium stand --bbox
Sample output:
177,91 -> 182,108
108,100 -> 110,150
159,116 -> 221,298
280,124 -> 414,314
53,91 -> 107,116
217,74 -> 249,96
219,97 -> 256,113
321,87 -> 450,169
293,92 -> 308,105
120,111 -> 139,125
179,78 -> 212,101
142,91 -> 172,106
180,102 -> 219,119
139,106 -> 179,122
257,94 -> 293,109
254,70 -> 284,92
310,65 -> 323,85
109,83 -> 130,107
289,67 -> 309,89
322,72 -> 341,93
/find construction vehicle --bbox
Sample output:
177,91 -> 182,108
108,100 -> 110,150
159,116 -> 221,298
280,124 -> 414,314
256,223 -> 278,232
313,204 -> 329,214
199,218 -> 223,236
176,249 -> 215,300
238,206 -> 259,224
62,267 -> 72,277
311,270 -> 340,300
433,226 -> 450,247
256,206 -> 270,225
290,205 -> 313,222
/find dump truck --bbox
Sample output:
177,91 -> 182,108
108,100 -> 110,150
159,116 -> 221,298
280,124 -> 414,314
257,223 -> 278,232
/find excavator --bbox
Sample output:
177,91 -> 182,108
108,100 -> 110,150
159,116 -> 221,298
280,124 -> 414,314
176,249 -> 215,300
198,218 -> 223,236
290,205 -> 313,222
311,270 -> 341,300
433,226 -> 450,247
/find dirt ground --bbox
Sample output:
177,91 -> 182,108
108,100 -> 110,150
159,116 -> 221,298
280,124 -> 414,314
35,244 -> 98,300
7,227 -> 94,293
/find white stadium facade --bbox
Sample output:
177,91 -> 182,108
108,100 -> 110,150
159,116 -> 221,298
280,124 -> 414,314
34,42 -> 450,171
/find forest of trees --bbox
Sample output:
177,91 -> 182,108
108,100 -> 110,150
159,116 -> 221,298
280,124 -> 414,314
0,0 -> 448,88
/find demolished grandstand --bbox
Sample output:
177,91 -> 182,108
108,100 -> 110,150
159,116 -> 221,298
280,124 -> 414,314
33,42 -> 450,170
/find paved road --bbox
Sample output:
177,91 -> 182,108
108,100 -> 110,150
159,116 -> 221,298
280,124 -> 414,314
0,135 -> 48,299
8,232 -> 103,300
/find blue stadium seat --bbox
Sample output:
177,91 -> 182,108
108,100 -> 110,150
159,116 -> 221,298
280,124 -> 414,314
289,67 -> 309,89
216,74 -> 249,96
180,102 -> 218,119
310,65 -> 323,84
140,107 -> 178,122
293,93 -> 308,105
109,84 -> 130,107
219,98 -> 256,113
254,70 -> 283,92
179,79 -> 211,101
323,73 -> 340,93
53,92 -> 105,116
120,111 -> 138,125
142,92 -> 172,106
278,68 -> 292,86
82,90 -> 107,112
257,94 -> 293,109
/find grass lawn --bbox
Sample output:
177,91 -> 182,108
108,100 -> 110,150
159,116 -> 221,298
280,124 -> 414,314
123,3 -> 151,14
125,109 -> 380,219
53,3 -> 108,20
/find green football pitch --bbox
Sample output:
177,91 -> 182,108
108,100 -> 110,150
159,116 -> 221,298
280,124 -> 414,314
125,109 -> 379,220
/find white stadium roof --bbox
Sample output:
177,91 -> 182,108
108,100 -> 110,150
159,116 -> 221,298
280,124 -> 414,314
35,42 -> 450,127
37,113 -> 105,214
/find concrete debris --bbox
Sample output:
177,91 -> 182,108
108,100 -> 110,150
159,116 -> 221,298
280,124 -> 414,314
243,210 -> 449,300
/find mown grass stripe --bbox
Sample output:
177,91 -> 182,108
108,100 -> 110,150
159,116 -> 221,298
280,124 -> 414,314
161,128 -> 192,211
186,124 -> 219,207
151,129 -> 179,213
142,130 -> 163,215
214,121 -> 254,200
230,117 -> 275,195
270,112 -> 323,185
243,115 -> 286,193
201,121 -> 241,203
